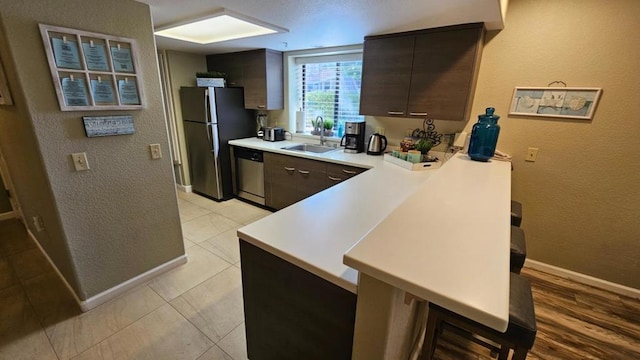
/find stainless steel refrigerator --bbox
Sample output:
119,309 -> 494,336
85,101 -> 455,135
180,87 -> 255,201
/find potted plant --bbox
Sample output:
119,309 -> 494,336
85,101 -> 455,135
415,138 -> 433,161
311,117 -> 322,135
196,71 -> 226,87
323,120 -> 334,137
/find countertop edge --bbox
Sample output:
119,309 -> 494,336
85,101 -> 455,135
239,230 -> 359,294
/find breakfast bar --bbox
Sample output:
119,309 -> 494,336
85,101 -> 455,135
344,154 -> 511,358
233,138 -> 512,359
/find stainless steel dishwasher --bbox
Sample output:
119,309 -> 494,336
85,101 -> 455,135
233,147 -> 265,205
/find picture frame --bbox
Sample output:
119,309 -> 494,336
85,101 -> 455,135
509,87 -> 602,120
38,24 -> 144,111
0,56 -> 13,106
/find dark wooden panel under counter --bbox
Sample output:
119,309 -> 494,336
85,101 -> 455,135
240,240 -> 357,360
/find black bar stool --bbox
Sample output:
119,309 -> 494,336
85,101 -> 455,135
511,200 -> 523,227
421,273 -> 537,360
510,226 -> 526,274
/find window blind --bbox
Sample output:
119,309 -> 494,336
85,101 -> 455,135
295,57 -> 363,132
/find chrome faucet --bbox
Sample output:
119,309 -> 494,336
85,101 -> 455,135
316,116 -> 326,146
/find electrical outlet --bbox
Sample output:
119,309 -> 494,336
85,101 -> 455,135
71,152 -> 90,171
526,147 -> 539,162
32,216 -> 45,232
149,144 -> 162,159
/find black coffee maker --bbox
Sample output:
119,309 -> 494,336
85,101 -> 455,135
340,121 -> 366,153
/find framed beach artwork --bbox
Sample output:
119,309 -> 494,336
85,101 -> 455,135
509,87 -> 602,120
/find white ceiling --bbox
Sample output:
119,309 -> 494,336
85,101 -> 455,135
138,0 -> 505,55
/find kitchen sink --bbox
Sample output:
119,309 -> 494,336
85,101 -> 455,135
282,143 -> 337,154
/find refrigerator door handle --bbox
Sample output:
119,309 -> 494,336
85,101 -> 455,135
205,120 -> 212,143
208,123 -> 220,156
208,123 -> 223,197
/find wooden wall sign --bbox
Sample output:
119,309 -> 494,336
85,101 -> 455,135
82,115 -> 135,137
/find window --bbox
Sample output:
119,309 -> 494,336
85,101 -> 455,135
295,53 -> 363,134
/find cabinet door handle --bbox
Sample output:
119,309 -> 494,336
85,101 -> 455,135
257,105 -> 266,109
284,167 -> 295,172
409,112 -> 428,117
298,170 -> 310,175
328,176 -> 343,182
387,111 -> 404,115
342,169 -> 356,175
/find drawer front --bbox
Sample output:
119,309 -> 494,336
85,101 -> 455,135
265,152 -> 327,209
326,163 -> 367,186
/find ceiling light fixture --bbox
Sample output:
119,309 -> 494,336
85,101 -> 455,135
154,9 -> 288,45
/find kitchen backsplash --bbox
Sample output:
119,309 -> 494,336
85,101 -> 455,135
268,110 -> 468,151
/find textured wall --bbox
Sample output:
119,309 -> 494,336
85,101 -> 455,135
0,23 -> 80,291
466,0 -> 640,288
164,50 -> 208,186
0,0 -> 184,299
365,0 -> 640,289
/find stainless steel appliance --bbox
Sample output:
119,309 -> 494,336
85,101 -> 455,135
233,147 -> 265,205
340,121 -> 366,153
256,113 -> 267,138
263,127 -> 286,142
180,87 -> 255,201
367,133 -> 388,155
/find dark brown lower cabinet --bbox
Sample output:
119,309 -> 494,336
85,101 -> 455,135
326,162 -> 367,187
240,240 -> 356,360
264,152 -> 327,210
264,152 -> 368,210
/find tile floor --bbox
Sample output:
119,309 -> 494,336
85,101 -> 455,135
0,192 -> 272,360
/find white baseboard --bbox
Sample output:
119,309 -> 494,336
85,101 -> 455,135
80,255 -> 187,311
27,228 -> 188,312
28,228 -> 84,307
525,259 -> 640,300
0,211 -> 16,221
176,184 -> 192,193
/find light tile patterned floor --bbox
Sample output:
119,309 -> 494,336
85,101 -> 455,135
0,193 -> 271,360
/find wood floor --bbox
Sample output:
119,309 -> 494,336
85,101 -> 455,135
432,267 -> 640,360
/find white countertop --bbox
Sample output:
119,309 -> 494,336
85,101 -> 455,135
231,137 -> 511,331
344,153 -> 512,331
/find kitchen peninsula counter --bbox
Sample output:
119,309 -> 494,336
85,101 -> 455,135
229,137 -> 512,359
230,137 -> 436,293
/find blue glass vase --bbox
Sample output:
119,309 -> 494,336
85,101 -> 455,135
468,107 -> 501,162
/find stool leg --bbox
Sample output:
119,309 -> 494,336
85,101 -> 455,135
421,312 -> 440,360
511,347 -> 529,360
498,346 -> 510,360
511,264 -> 522,274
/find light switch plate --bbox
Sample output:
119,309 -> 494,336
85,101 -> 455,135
526,147 -> 539,162
149,144 -> 162,159
32,216 -> 45,232
71,152 -> 90,171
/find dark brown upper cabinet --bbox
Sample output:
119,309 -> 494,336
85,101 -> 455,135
207,49 -> 284,110
359,23 -> 484,121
